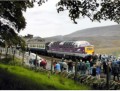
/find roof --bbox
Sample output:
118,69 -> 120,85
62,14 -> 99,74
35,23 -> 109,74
26,37 -> 45,44
59,41 -> 65,45
48,41 -> 92,47
74,41 -> 91,47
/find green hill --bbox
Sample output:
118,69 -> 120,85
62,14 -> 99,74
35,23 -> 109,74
0,57 -> 91,90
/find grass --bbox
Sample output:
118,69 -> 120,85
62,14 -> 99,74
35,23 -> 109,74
0,57 -> 91,90
95,47 -> 120,57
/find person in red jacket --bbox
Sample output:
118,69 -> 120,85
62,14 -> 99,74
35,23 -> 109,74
40,59 -> 47,69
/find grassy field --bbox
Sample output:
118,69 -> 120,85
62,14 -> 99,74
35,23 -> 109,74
95,47 -> 120,57
0,57 -> 91,90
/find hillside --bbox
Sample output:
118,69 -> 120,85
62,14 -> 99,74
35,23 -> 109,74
45,35 -> 63,42
65,24 -> 120,37
45,24 -> 120,55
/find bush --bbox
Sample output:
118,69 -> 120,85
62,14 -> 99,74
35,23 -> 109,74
71,73 -> 120,90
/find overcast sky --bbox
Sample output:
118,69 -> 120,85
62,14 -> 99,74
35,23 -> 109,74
19,0 -> 117,38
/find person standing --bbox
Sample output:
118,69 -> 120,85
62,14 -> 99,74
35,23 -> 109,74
53,60 -> 57,72
112,63 -> 119,81
40,59 -> 47,69
62,60 -> 68,72
92,64 -> 96,77
59,61 -> 63,72
86,61 -> 90,75
79,60 -> 83,74
108,62 -> 112,80
81,61 -> 87,75
55,62 -> 61,74
68,60 -> 73,73
96,65 -> 101,79
103,60 -> 107,74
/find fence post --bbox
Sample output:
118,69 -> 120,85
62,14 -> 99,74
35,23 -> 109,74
13,50 -> 15,65
0,49 -> 2,60
19,49 -> 20,56
22,51 -> 25,65
51,56 -> 53,74
74,56 -> 78,82
5,47 -> 8,59
106,61 -> 110,90
9,47 -> 11,55
35,52 -> 37,68
29,49 -> 30,56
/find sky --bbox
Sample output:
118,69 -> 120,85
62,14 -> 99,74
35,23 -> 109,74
19,0 -> 117,38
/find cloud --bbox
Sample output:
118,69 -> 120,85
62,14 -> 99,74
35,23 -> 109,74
19,0 -> 117,38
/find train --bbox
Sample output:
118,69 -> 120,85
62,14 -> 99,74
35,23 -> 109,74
27,40 -> 94,60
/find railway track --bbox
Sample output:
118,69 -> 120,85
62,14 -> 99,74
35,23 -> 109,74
38,54 -> 61,62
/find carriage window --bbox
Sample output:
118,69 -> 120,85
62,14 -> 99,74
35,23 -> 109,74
70,43 -> 72,48
41,45 -> 43,48
68,43 -> 70,47
32,45 -> 34,47
67,43 -> 69,47
87,48 -> 93,50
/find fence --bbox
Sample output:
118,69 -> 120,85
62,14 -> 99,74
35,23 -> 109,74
0,47 -> 30,66
0,47 -> 56,70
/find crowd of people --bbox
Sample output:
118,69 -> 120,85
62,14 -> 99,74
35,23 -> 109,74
53,54 -> 120,81
28,53 -> 120,81
29,58 -> 47,69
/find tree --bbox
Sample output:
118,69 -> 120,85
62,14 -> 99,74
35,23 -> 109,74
56,0 -> 120,24
29,0 -> 120,24
0,1 -> 33,48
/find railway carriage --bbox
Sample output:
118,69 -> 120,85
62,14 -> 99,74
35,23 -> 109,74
25,39 -> 94,60
26,37 -> 47,55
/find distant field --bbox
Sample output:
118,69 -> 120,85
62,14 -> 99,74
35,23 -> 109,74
86,37 -> 120,56
95,47 -> 120,56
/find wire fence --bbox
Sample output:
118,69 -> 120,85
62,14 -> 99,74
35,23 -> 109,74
0,47 -> 30,65
0,47 -> 55,70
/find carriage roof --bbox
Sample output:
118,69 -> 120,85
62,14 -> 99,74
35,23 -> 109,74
49,41 -> 91,47
74,41 -> 91,46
